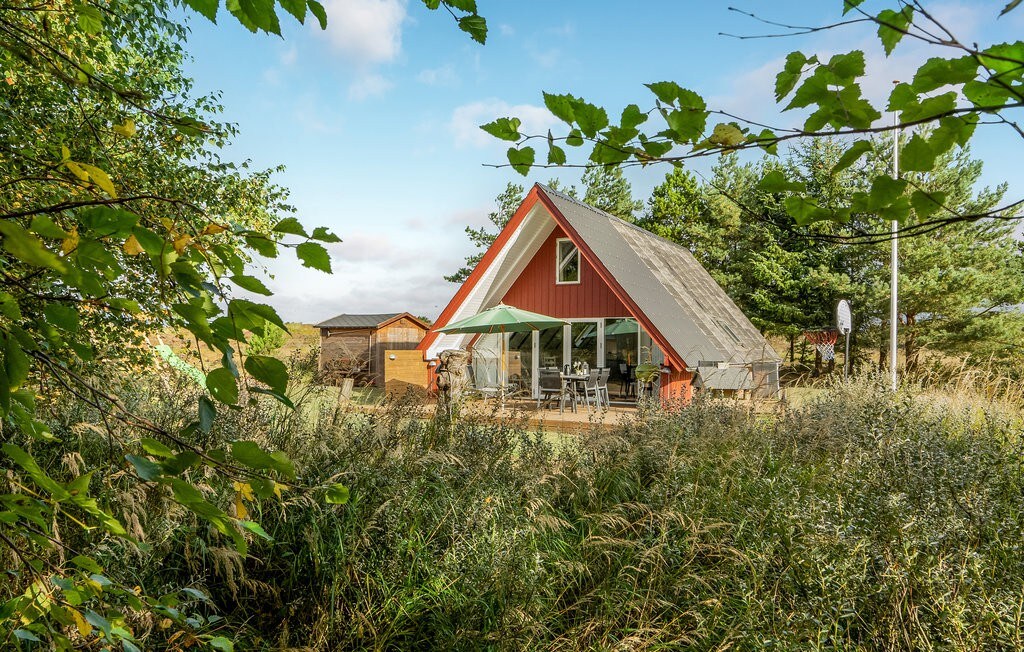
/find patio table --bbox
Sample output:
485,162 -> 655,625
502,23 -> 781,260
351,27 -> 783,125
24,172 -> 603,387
562,373 -> 592,413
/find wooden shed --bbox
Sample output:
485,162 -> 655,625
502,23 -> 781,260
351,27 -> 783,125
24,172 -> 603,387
315,313 -> 429,387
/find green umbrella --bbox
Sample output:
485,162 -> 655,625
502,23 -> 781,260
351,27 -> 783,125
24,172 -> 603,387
437,304 -> 567,407
437,304 -> 567,334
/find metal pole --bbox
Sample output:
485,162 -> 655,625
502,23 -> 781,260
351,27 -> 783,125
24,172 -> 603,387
844,332 -> 850,380
889,115 -> 900,391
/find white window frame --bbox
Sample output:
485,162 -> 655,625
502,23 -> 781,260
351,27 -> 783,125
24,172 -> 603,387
555,238 -> 581,285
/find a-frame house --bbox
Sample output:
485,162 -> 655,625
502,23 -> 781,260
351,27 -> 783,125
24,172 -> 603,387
418,184 -> 781,402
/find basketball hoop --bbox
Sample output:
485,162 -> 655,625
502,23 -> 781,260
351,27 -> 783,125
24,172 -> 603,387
803,329 -> 839,362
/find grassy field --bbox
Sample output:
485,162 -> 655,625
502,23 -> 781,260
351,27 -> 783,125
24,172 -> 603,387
24,363 -> 1023,651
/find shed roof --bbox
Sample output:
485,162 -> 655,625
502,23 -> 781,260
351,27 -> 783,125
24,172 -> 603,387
538,185 -> 780,366
692,366 -> 754,391
315,312 -> 429,330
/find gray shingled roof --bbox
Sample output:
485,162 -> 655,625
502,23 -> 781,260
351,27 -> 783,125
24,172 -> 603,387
538,184 -> 780,367
315,313 -> 401,329
693,367 -> 754,391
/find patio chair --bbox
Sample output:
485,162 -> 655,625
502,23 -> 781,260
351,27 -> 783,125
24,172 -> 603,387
538,368 -> 574,413
581,369 -> 603,412
619,363 -> 635,397
595,367 -> 611,408
466,364 -> 501,402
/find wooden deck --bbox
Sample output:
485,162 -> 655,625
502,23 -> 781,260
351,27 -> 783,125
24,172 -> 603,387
461,398 -> 642,433
350,397 -> 642,434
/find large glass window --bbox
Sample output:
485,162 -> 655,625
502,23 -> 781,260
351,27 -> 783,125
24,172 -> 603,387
538,326 -> 563,370
507,331 -> 532,395
605,318 -> 639,399
556,239 -> 580,284
570,321 -> 598,371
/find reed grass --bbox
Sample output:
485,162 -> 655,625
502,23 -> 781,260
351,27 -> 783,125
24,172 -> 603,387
23,365 -> 1024,650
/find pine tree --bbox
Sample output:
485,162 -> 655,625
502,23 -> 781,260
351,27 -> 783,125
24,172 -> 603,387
582,167 -> 643,221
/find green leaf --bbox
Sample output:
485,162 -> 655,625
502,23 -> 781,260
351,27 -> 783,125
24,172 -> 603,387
140,438 -> 175,458
279,0 -> 306,23
646,81 -> 686,105
910,190 -> 947,220
308,0 -> 327,28
877,7 -> 913,56
230,275 -> 273,295
775,51 -> 808,101
238,520 -> 272,540
238,0 -> 281,35
547,143 -> 566,165
245,235 -> 278,258
662,107 -> 707,142
311,226 -> 341,243
76,4 -> 103,33
832,141 -> 873,174
13,630 -> 41,643
843,0 -> 866,14
295,242 -> 332,272
199,396 -> 216,433
911,56 -> 978,93
3,333 -> 29,390
244,355 -> 288,394
231,441 -> 294,478
506,146 -> 535,176
543,92 -> 576,124
565,129 -> 584,147
619,104 -> 647,130
784,195 -> 832,225
125,455 -> 163,482
229,299 -> 288,333
29,216 -> 69,239
44,304 -> 80,332
758,170 -> 806,194
707,122 -> 745,147
206,367 -> 239,405
457,15 -> 487,44
1001,0 -> 1023,15
3,443 -> 69,499
571,100 -> 608,138
325,483 -> 350,504
183,0 -> 219,22
272,217 -> 308,237
0,222 -> 65,271
899,133 -> 937,172
0,292 -> 20,320
479,117 -> 522,142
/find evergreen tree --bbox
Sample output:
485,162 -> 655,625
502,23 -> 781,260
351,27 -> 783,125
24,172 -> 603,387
582,167 -> 643,221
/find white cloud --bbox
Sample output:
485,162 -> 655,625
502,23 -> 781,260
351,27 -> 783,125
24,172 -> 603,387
318,0 -> 407,64
416,63 -> 459,86
528,46 -> 561,69
498,23 -> 515,37
449,99 -> 557,148
280,45 -> 298,66
348,73 -> 394,100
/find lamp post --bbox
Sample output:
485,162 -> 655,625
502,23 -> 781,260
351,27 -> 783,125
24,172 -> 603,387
889,108 -> 900,391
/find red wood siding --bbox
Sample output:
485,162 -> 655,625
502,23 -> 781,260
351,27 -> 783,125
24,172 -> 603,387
659,369 -> 693,405
502,226 -> 629,318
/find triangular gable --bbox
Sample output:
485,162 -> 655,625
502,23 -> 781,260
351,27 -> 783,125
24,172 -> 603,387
540,185 -> 780,365
419,185 -> 685,368
501,223 -> 629,318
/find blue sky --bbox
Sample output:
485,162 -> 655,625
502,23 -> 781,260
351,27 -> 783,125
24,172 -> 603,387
181,1 -> 1024,323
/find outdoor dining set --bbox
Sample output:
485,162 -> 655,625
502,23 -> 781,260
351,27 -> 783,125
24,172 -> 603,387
537,367 -> 610,414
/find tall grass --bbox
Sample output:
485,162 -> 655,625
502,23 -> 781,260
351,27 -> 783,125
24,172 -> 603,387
19,368 -> 1024,650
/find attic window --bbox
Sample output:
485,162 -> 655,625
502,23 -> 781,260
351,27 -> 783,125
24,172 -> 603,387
556,238 -> 580,284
